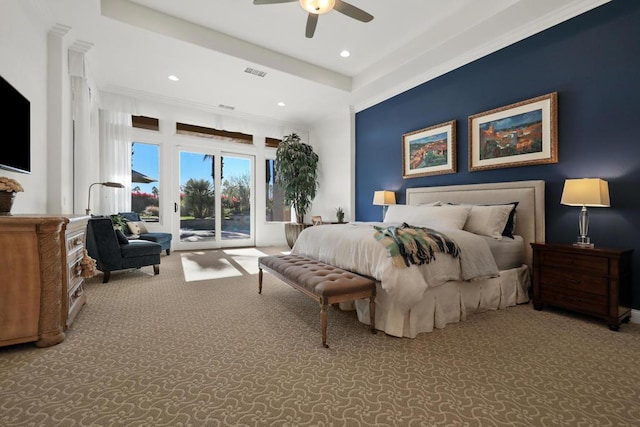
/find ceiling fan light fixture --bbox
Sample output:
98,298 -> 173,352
299,0 -> 335,15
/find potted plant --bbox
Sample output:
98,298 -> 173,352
0,176 -> 23,215
275,133 -> 319,247
336,207 -> 345,223
110,214 -> 127,231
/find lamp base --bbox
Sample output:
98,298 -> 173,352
573,236 -> 594,249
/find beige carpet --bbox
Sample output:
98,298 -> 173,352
1,247 -> 639,426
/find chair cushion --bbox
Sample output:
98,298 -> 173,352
120,240 -> 162,258
139,232 -> 172,244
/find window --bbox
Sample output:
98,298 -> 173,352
265,158 -> 290,222
131,142 -> 160,221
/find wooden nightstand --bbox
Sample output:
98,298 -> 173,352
531,243 -> 633,330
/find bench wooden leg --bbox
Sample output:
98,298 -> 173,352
320,301 -> 329,348
258,267 -> 263,294
369,295 -> 377,334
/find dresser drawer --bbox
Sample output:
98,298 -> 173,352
540,286 -> 607,316
68,256 -> 83,285
540,268 -> 608,296
541,251 -> 609,274
67,281 -> 85,326
66,229 -> 86,260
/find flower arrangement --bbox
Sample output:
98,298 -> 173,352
0,177 -> 24,193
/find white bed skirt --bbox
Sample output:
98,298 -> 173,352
353,264 -> 530,338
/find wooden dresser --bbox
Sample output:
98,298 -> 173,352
531,243 -> 633,330
0,215 -> 89,348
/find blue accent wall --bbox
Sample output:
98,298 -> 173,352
355,1 -> 640,309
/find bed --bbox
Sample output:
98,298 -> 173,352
291,180 -> 545,338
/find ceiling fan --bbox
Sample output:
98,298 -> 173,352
253,0 -> 374,38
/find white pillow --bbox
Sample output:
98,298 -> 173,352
127,221 -> 149,235
383,204 -> 471,230
463,204 -> 514,239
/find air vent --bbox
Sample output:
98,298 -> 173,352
218,104 -> 235,111
244,67 -> 267,77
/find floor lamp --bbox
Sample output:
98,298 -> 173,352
86,182 -> 125,215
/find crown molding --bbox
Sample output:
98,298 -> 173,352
351,0 -> 611,113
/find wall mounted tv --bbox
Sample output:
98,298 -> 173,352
0,74 -> 30,174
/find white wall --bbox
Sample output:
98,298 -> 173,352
0,1 -> 50,214
309,107 -> 355,223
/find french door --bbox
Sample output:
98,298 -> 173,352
175,146 -> 254,250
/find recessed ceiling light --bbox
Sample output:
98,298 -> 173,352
168,75 -> 179,81
277,102 -> 286,107
340,50 -> 350,58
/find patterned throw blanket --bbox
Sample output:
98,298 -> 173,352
373,223 -> 461,268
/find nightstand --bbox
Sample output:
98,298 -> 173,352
531,243 -> 633,330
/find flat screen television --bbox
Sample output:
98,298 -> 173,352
0,74 -> 30,174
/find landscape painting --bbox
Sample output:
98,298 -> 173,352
402,120 -> 456,178
468,92 -> 558,171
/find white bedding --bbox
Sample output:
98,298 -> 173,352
482,235 -> 525,270
291,222 -> 500,312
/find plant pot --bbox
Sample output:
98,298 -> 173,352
0,192 -> 16,215
284,223 -> 311,249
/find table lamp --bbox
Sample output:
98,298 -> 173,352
560,178 -> 610,248
373,190 -> 396,221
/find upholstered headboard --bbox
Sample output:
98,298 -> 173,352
406,180 -> 545,267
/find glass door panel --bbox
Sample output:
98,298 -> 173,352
179,150 -> 217,248
176,148 -> 254,250
220,155 -> 252,242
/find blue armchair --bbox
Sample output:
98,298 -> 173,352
118,212 -> 172,255
86,217 -> 162,283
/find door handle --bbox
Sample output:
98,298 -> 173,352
174,202 -> 178,213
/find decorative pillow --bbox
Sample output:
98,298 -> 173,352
115,228 -> 129,245
383,204 -> 471,230
463,204 -> 514,239
501,202 -> 519,239
127,221 -> 149,235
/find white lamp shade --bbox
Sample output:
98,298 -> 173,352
561,178 -> 610,207
299,0 -> 335,14
373,190 -> 396,206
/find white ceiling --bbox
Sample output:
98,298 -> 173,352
40,0 -> 608,127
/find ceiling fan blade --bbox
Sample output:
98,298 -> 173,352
253,0 -> 297,5
333,0 -> 374,22
305,13 -> 318,38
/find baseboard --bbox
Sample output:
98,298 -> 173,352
631,309 -> 640,324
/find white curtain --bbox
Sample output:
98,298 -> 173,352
98,110 -> 132,215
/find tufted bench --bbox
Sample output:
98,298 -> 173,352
258,254 -> 376,348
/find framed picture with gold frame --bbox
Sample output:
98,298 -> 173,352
402,120 -> 456,178
468,92 -> 558,172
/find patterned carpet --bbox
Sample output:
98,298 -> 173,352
1,247 -> 639,426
